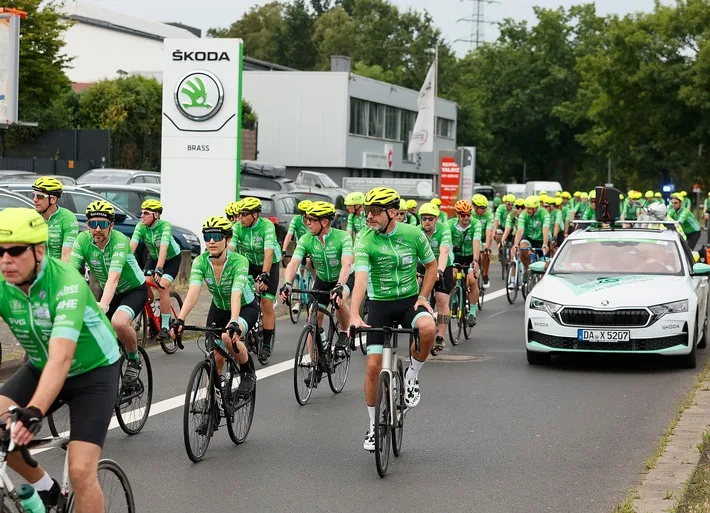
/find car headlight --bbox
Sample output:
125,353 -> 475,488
529,297 -> 563,316
649,300 -> 688,318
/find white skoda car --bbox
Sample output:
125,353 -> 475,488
524,226 -> 710,368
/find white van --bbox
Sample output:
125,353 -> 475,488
525,181 -> 562,197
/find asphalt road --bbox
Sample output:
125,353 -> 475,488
15,271 -> 709,513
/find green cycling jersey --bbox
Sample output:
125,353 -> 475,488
131,219 -> 181,261
45,206 -> 79,260
293,228 -> 353,282
518,208 -> 550,240
704,198 -> 710,211
438,210 -> 448,223
447,218 -> 482,256
288,216 -> 308,241
622,200 -> 639,221
494,204 -> 512,229
472,209 -> 494,239
423,222 -> 454,266
0,257 -> 120,376
70,230 -> 145,294
347,212 -> 367,236
354,222 -> 434,301
504,211 -> 521,234
668,206 -> 700,234
189,250 -> 255,310
231,217 -> 281,266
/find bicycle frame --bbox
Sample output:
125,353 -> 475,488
143,280 -> 179,331
293,289 -> 338,349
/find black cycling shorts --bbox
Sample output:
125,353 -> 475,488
206,299 -> 259,335
0,362 -> 120,447
415,264 -> 454,294
312,274 -> 355,308
146,254 -> 181,282
453,254 -> 474,267
248,264 -> 279,299
366,295 -> 432,350
107,283 -> 148,321
523,238 -> 544,250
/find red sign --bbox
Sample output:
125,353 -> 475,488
387,149 -> 393,169
439,157 -> 460,216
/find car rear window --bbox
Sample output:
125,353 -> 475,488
241,175 -> 280,191
259,199 -> 275,215
80,171 -> 131,184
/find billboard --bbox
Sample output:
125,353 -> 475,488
0,9 -> 24,126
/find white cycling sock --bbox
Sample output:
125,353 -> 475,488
367,406 -> 375,427
406,357 -> 425,380
32,471 -> 54,492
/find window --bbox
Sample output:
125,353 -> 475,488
385,106 -> 399,140
132,176 -> 146,184
101,191 -> 131,211
349,98 -> 367,136
0,194 -> 30,209
240,175 -> 281,191
436,117 -> 454,139
368,103 -> 384,138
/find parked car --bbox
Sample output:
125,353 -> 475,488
289,189 -> 347,230
0,184 -> 200,260
294,170 -> 341,189
238,187 -> 297,243
0,173 -> 77,185
240,160 -> 295,193
0,189 -> 33,210
77,183 -> 160,214
77,168 -> 161,186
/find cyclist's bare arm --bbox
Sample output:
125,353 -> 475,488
420,259 -> 438,299
98,271 -> 121,307
473,239 -> 481,264
337,255 -> 354,286
156,244 -> 169,270
230,290 -> 243,328
501,226 -> 512,243
61,246 -> 72,264
283,254 -> 302,285
513,227 -> 524,247
281,233 -> 293,253
438,245 -> 450,271
542,226 -> 550,247
484,229 -> 493,249
262,249 -> 274,275
129,240 -> 138,254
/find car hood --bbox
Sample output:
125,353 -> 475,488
533,274 -> 691,308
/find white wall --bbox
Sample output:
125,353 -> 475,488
242,72 -> 349,167
63,23 -> 167,83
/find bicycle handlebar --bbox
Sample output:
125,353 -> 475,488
349,325 -> 420,353
173,324 -> 228,348
289,288 -> 341,310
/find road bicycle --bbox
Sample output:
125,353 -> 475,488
505,248 -> 525,305
177,324 -> 256,462
349,325 -> 419,478
47,343 -> 153,438
521,247 -> 549,299
448,263 -> 472,346
477,248 -> 491,310
291,289 -> 351,405
0,410 -> 135,512
133,279 -> 184,354
282,254 -> 315,324
498,240 -> 509,280
243,292 -> 271,366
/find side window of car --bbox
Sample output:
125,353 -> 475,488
0,194 -> 29,209
102,191 -> 129,211
69,192 -> 97,215
147,176 -> 160,184
281,197 -> 297,214
334,195 -> 345,210
57,193 -> 75,212
132,176 -> 146,184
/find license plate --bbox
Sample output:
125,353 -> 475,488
577,329 -> 630,342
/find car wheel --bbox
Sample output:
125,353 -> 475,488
699,310 -> 708,349
526,349 -> 551,366
678,318 -> 698,369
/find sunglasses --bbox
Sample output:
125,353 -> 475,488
87,220 -> 111,230
238,211 -> 254,218
421,216 -> 436,222
364,205 -> 387,216
516,205 -> 524,209
140,211 -> 155,217
203,232 -> 225,243
32,193 -> 50,200
458,213 -> 471,218
0,245 -> 31,257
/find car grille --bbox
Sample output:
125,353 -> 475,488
559,308 -> 650,327
528,330 -> 687,351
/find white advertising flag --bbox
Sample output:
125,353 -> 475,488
407,60 -> 436,155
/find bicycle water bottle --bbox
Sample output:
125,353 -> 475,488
152,299 -> 160,318
318,327 -> 327,351
18,485 -> 44,513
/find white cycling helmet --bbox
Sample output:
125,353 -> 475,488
648,202 -> 667,221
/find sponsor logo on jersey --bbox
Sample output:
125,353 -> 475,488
10,299 -> 24,311
57,284 -> 80,298
402,256 -> 413,265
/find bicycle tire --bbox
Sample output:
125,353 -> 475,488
463,292 -> 472,340
477,271 -> 485,311
115,346 -> 153,435
391,359 -> 405,457
358,299 -> 369,355
293,325 -> 317,405
288,294 -> 301,324
68,459 -> 136,513
506,261 -> 518,305
227,363 -> 256,445
327,320 -> 351,394
374,372 -> 392,478
157,291 -> 183,354
522,270 -> 531,299
448,285 -> 462,346
183,360 -> 213,462
500,247 -> 507,281
133,309 -> 148,348
47,403 -> 71,437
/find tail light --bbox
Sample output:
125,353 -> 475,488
268,216 -> 279,225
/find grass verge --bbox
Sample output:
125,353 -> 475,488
675,430 -> 710,513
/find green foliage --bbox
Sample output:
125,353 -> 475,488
242,99 -> 258,130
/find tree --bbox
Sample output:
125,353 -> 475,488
311,7 -> 356,69
277,0 -> 317,70
242,99 -> 258,130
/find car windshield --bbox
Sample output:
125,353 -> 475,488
79,171 -> 131,184
473,187 -> 495,201
550,238 -> 684,276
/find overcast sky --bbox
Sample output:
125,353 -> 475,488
84,0 -> 662,54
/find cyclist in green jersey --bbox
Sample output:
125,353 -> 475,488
431,197 -> 448,223
448,200 -> 482,326
172,216 -> 258,432
560,192 -> 572,238
130,199 -> 181,341
349,187 -> 436,451
501,198 -> 525,247
541,197 -> 561,255
419,203 -> 453,354
492,194 -> 515,248
225,200 -> 241,226
70,200 -> 147,385
229,197 -> 281,364
581,190 -> 597,221
406,199 -> 420,226
345,192 -> 367,241
396,199 -> 408,223
621,190 -> 642,223
0,208 -> 120,512
669,193 -> 701,248
472,194 -> 494,289
681,191 -> 692,210
512,196 -> 550,273
31,177 -> 78,263
282,200 -> 312,253
280,202 -> 354,383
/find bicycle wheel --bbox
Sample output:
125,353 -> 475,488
448,285 -> 462,346
391,359 -> 405,457
293,325 -> 317,405
374,372 -> 392,478
183,360 -> 213,462
522,270 -> 531,299
327,327 -> 351,394
463,293 -> 472,340
132,309 -> 148,348
47,403 -> 71,437
115,346 -> 153,435
506,261 -> 519,305
500,247 -> 507,280
227,364 -> 256,445
157,291 -> 183,354
477,272 -> 485,311
289,275 -> 303,324
66,459 -> 136,513
358,299 -> 369,355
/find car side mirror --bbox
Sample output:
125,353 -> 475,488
529,261 -> 546,274
692,263 -> 710,276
